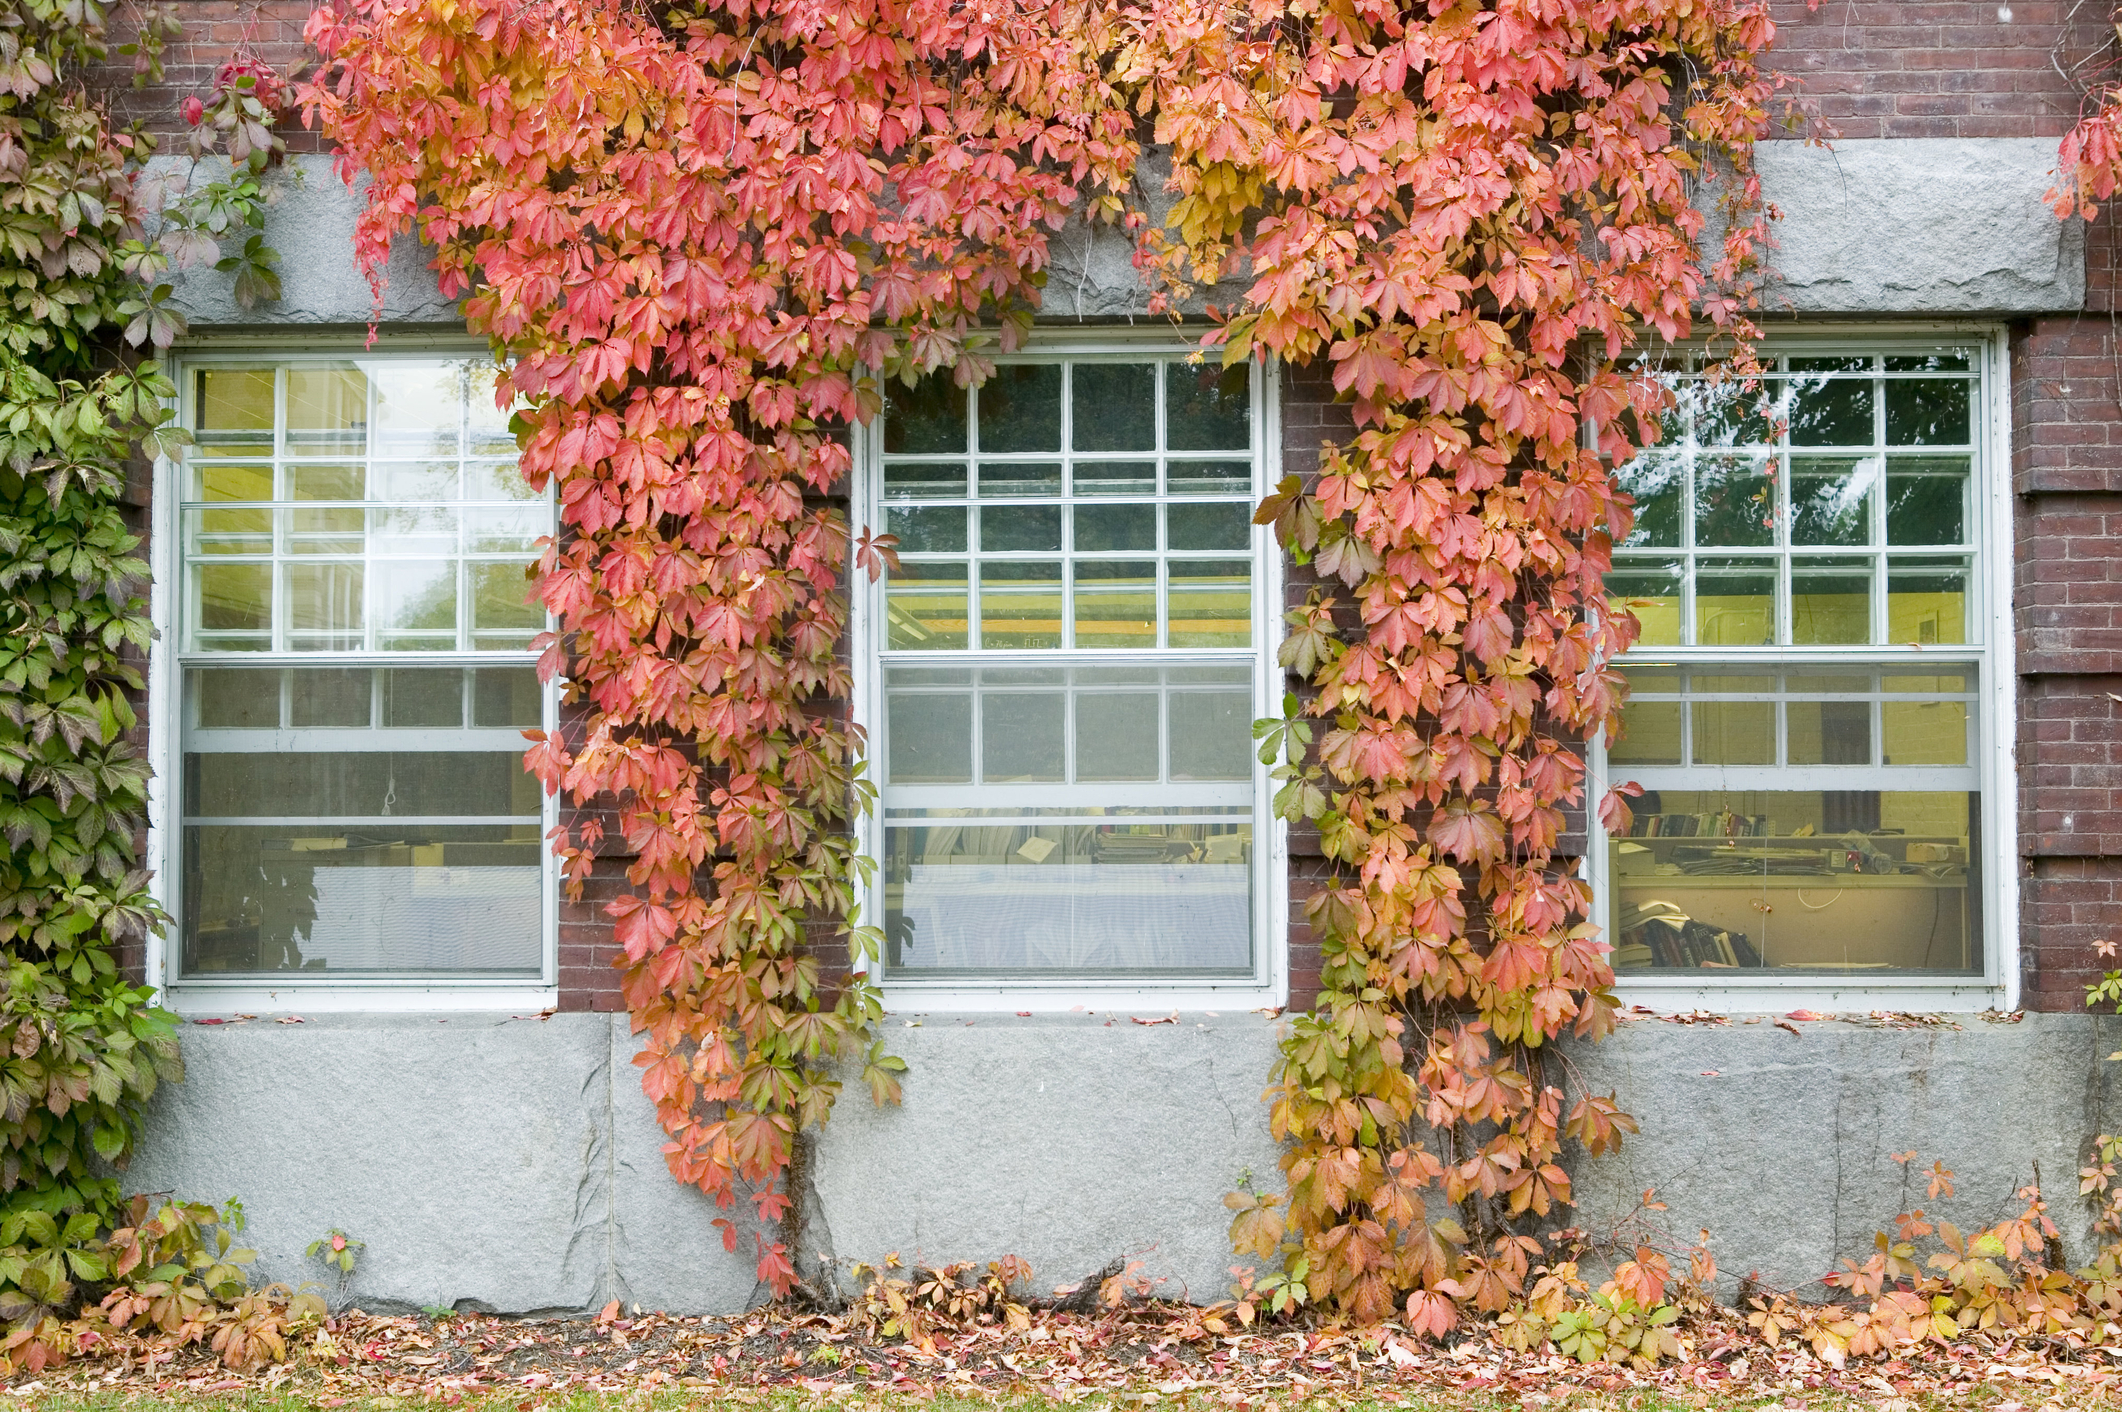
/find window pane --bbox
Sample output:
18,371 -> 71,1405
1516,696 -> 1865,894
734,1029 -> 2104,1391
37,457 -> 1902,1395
466,363 -> 519,456
1608,700 -> 1681,766
886,562 -> 968,649
978,364 -> 1062,453
1070,364 -> 1155,451
1075,503 -> 1156,553
1694,455 -> 1774,547
187,749 -> 537,818
1167,460 -> 1251,497
1606,561 -> 1682,646
1791,557 -> 1872,645
888,690 -> 974,783
980,504 -> 1062,552
977,461 -> 1062,497
373,504 -> 458,555
286,367 -> 368,452
1073,562 -> 1156,648
288,463 -> 365,501
470,561 -> 542,647
191,461 -> 274,501
1615,453 -> 1681,547
1886,458 -> 1968,545
884,461 -> 966,499
1169,691 -> 1250,780
1883,700 -> 1968,765
1695,557 -> 1774,646
1610,789 -> 1978,975
1073,460 -> 1155,496
193,668 -> 280,729
883,375 -> 967,455
1691,701 -> 1775,764
375,560 -> 456,646
189,507 -> 271,555
1168,560 -> 1250,648
465,505 -> 546,554
372,362 -> 463,457
1165,362 -> 1250,450
198,563 -> 272,634
1885,353 -> 1971,373
1168,502 -> 1250,551
1689,376 -> 1773,447
1790,456 -> 1876,546
372,461 -> 457,501
1886,378 -> 1970,445
1786,699 -> 1871,765
180,824 -> 542,977
980,561 -> 1062,649
473,667 -> 543,728
195,368 -> 276,454
383,667 -> 464,728
1887,558 -> 1968,644
465,460 -> 538,501
981,691 -> 1064,781
887,505 -> 966,553
1788,372 -> 1873,446
1075,693 -> 1159,780
289,667 -> 372,727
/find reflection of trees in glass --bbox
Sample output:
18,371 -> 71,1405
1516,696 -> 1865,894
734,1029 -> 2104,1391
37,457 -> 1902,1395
182,828 -> 317,973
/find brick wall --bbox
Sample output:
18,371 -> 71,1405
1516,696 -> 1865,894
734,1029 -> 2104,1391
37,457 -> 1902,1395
98,1 -> 327,153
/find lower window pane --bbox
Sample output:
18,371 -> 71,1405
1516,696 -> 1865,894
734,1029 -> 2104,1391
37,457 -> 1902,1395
180,824 -> 542,976
1609,789 -> 1980,974
883,814 -> 1251,975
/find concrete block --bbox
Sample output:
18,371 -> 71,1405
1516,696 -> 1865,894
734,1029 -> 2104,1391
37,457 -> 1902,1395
1564,1012 -> 2107,1296
1756,137 -> 2085,314
124,1012 -> 613,1314
152,154 -> 460,329
810,1012 -> 1286,1304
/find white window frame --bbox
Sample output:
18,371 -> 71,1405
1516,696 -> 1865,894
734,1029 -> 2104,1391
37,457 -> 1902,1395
1589,324 -> 2018,1013
147,341 -> 560,1013
852,333 -> 1288,1011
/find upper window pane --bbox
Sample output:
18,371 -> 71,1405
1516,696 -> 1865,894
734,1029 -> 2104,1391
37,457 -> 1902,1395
180,359 -> 546,655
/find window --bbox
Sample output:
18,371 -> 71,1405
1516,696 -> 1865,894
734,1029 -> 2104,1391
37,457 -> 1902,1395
867,353 -> 1273,984
1601,343 -> 1999,985
170,356 -> 553,986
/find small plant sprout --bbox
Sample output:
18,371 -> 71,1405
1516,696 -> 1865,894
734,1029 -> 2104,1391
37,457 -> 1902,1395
307,1229 -> 363,1275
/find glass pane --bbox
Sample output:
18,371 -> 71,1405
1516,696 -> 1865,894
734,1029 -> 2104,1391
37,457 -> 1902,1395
1609,789 -> 1978,974
466,505 -> 547,554
198,563 -> 272,633
1882,669 -> 1971,693
1791,557 -> 1872,645
1168,560 -> 1250,648
287,507 -> 363,555
978,364 -> 1062,453
1168,502 -> 1251,551
1788,372 -> 1873,446
1690,701 -> 1775,765
1886,458 -> 1968,545
1694,455 -> 1774,547
881,818 -> 1252,974
1695,557 -> 1774,647
979,561 -> 1062,649
883,375 -> 968,455
887,506 -> 966,553
286,367 -> 369,452
189,507 -> 271,554
466,363 -> 519,456
1688,672 -> 1775,693
1608,700 -> 1681,766
1074,693 -> 1158,780
887,691 -> 974,783
1614,453 -> 1682,547
980,504 -> 1062,553
1070,364 -> 1155,451
1074,460 -> 1156,496
374,560 -> 455,644
288,463 -> 365,501
1887,558 -> 1967,645
981,691 -> 1064,781
372,362 -> 463,457
465,461 -> 539,501
886,562 -> 968,649
1605,561 -> 1682,646
471,562 -> 541,647
1075,503 -> 1156,553
1886,353 -> 1972,373
1790,456 -> 1877,546
977,461 -> 1062,497
1883,700 -> 1969,765
880,462 -> 962,500
194,368 -> 276,453
1786,699 -> 1871,765
383,668 -> 464,728
191,461 -> 274,502
1165,362 -> 1250,450
179,823 -> 542,977
1784,671 -> 1874,692
288,667 -> 372,727
1689,377 -> 1773,447
1886,378 -> 1970,446
473,667 -> 543,728
193,668 -> 280,729
1167,460 -> 1251,497
1169,691 -> 1251,780
1073,563 -> 1157,648
372,461 -> 458,501
186,750 -> 538,819
372,505 -> 458,555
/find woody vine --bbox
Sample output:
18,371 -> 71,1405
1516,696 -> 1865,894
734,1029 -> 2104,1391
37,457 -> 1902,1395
300,0 -> 1783,1319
